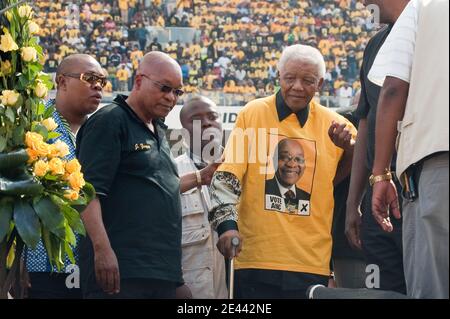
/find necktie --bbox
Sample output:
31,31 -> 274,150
284,190 -> 295,200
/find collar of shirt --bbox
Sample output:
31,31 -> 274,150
114,94 -> 168,130
47,99 -> 76,150
275,90 -> 309,127
113,94 -> 168,148
275,175 -> 297,198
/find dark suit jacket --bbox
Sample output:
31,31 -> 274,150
265,177 -> 311,203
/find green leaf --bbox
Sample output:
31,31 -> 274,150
28,63 -> 41,77
5,107 -> 15,123
36,101 -> 45,116
49,233 -> 64,271
41,227 -> 54,269
33,196 -> 66,239
43,105 -> 55,119
0,149 -> 28,171
47,132 -> 61,140
17,74 -> 29,91
12,125 -> 25,146
64,241 -> 75,265
32,123 -> 48,140
82,182 -> 96,204
13,199 -> 41,249
43,174 -> 58,181
0,197 -> 14,242
0,171 -> 44,197
64,221 -> 76,246
0,136 -> 6,152
50,195 -> 86,236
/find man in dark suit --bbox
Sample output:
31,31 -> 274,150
265,138 -> 310,213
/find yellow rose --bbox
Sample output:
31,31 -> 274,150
68,172 -> 85,192
65,159 -> 81,174
34,81 -> 48,98
28,21 -> 40,35
26,148 -> 39,164
48,158 -> 65,175
54,140 -> 70,158
0,60 -> 12,76
34,160 -> 49,177
64,189 -> 79,201
18,5 -> 33,18
4,11 -> 13,22
0,90 -> 20,106
25,131 -> 44,149
0,32 -> 19,52
35,141 -> 50,157
47,144 -> 60,158
41,118 -> 58,131
21,47 -> 38,62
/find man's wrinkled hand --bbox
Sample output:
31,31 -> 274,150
200,162 -> 221,186
328,121 -> 354,150
217,230 -> 242,259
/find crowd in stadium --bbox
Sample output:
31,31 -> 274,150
35,0 -> 374,105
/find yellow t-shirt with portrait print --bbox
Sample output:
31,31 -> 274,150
217,94 -> 356,276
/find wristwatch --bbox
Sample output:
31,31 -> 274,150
369,169 -> 393,186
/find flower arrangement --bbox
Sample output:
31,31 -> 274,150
0,0 -> 93,297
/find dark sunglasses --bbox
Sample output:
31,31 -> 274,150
63,72 -> 107,88
139,74 -> 184,97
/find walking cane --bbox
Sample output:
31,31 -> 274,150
228,236 -> 240,299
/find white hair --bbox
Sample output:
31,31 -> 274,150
277,44 -> 326,79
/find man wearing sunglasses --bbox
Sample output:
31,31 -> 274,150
77,52 -> 196,299
25,54 -> 105,299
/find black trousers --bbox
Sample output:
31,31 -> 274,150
234,269 -> 328,299
84,278 -> 176,299
361,185 -> 406,294
27,272 -> 82,299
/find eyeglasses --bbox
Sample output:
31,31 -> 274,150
63,73 -> 107,88
279,154 -> 305,165
139,74 -> 184,97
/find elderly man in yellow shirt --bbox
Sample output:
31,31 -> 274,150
209,44 -> 356,299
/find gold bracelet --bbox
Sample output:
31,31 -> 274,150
369,169 -> 393,186
195,170 -> 202,187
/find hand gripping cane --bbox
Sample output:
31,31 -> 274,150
228,236 -> 240,299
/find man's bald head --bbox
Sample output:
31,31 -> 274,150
180,95 -> 217,125
127,51 -> 183,122
56,54 -> 102,77
137,51 -> 182,78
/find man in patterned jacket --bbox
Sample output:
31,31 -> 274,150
24,54 -> 105,299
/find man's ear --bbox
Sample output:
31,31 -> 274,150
134,74 -> 143,90
317,78 -> 324,91
55,74 -> 65,90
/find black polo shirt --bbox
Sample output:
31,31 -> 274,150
76,95 -> 182,292
354,25 -> 393,171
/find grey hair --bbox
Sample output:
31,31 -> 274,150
277,44 -> 326,79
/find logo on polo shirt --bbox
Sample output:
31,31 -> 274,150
135,143 -> 151,151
